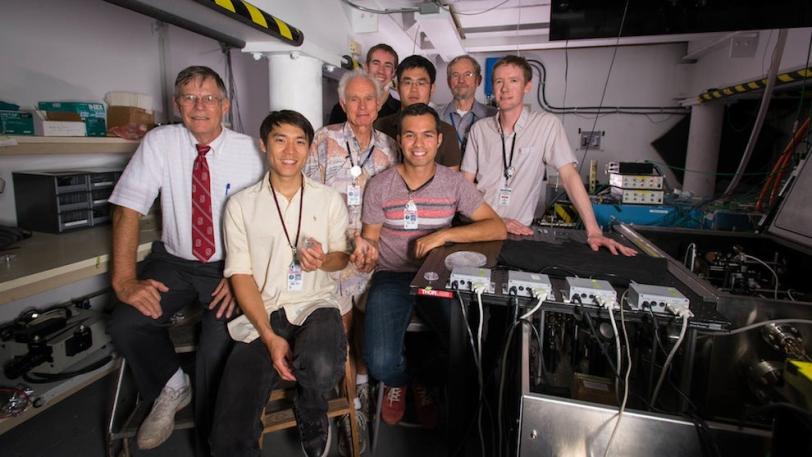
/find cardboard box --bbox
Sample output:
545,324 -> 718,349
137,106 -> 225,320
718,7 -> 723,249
107,106 -> 155,132
33,110 -> 86,136
37,101 -> 106,136
0,110 -> 34,135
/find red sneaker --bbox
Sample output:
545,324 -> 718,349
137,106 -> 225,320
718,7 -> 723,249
381,385 -> 406,425
412,383 -> 439,429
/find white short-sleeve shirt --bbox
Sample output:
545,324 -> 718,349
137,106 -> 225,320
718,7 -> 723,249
461,108 -> 577,226
109,124 -> 265,261
223,174 -> 349,342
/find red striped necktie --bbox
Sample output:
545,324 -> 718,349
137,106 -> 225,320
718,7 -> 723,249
192,144 -> 215,262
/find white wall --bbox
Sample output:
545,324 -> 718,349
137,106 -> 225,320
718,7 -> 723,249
685,27 -> 812,98
0,0 -> 269,225
430,44 -> 690,184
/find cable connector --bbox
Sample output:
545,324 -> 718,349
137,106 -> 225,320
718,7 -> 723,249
666,303 -> 693,318
472,284 -> 487,295
596,296 -> 620,310
530,287 -> 548,300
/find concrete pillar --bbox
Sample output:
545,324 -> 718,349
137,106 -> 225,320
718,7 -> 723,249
268,52 -> 323,130
683,102 -> 724,197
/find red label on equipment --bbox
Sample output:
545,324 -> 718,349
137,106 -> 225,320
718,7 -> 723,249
417,288 -> 454,299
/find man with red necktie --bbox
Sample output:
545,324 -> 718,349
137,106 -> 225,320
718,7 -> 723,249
108,66 -> 264,453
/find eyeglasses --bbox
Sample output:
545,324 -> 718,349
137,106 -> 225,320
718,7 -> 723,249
450,71 -> 476,80
400,79 -> 430,88
176,94 -> 223,107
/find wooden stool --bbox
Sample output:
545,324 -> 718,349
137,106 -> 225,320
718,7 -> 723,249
259,354 -> 361,457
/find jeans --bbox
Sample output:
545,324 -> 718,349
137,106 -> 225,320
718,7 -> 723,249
363,271 -> 451,387
109,242 -> 231,455
211,307 -> 346,457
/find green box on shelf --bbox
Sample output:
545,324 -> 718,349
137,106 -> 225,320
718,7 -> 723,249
0,110 -> 34,135
37,101 -> 107,136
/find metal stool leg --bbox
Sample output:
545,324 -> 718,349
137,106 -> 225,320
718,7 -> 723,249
106,358 -> 127,457
371,381 -> 384,454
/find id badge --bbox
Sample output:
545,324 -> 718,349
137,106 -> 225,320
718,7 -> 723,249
404,200 -> 418,230
287,262 -> 303,291
498,187 -> 512,206
347,183 -> 362,206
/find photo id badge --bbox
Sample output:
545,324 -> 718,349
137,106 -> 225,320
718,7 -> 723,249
287,262 -> 303,291
498,187 -> 512,206
403,200 -> 418,230
347,183 -> 362,206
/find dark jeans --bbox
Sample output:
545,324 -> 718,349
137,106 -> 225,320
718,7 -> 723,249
363,271 -> 451,387
109,242 -> 232,454
210,307 -> 346,457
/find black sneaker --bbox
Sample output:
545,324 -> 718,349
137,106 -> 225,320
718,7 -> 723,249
294,409 -> 331,457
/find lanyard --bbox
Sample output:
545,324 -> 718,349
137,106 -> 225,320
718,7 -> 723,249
501,131 -> 517,182
449,111 -> 477,147
345,140 -> 374,171
401,172 -> 435,197
269,175 -> 304,260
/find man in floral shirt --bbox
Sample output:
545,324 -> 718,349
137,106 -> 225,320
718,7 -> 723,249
304,68 -> 397,455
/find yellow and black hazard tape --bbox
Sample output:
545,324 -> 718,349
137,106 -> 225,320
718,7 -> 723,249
194,0 -> 303,46
699,66 -> 812,102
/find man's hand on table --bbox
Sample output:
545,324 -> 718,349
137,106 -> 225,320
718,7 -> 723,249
114,278 -> 169,319
586,232 -> 638,256
415,230 -> 449,258
208,278 -> 237,319
503,218 -> 534,236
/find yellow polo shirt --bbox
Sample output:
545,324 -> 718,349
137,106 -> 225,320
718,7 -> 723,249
223,172 -> 349,343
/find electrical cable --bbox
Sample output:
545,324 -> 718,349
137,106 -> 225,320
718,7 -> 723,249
441,0 -> 512,16
495,291 -> 544,457
475,288 -> 486,457
452,289 -> 491,457
739,254 -> 780,299
650,313 -> 689,407
573,297 -> 620,376
524,59 -> 689,115
497,317 -> 527,457
723,28 -> 788,198
699,318 -> 812,336
341,0 -> 419,15
603,300 -> 632,457
646,309 -> 722,457
519,294 -> 544,321
22,355 -> 114,384
792,31 -> 812,129
604,300 -> 622,399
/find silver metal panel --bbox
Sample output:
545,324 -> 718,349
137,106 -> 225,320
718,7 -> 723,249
519,394 -> 703,457
767,156 -> 812,249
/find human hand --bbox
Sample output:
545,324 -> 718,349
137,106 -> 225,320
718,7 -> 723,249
265,334 -> 296,381
298,238 -> 325,272
115,278 -> 169,319
504,218 -> 534,236
414,231 -> 447,258
208,278 -> 236,319
586,233 -> 638,256
350,235 -> 378,272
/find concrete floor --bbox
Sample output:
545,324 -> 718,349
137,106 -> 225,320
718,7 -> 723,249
0,373 -> 448,457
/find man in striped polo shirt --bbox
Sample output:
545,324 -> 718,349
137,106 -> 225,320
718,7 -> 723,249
351,103 -> 506,428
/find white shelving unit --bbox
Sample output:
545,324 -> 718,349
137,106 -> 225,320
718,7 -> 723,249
0,136 -> 139,155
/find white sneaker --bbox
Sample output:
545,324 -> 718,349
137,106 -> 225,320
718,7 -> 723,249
136,374 -> 192,450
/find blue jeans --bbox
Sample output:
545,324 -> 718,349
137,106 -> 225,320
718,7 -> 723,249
363,271 -> 451,387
